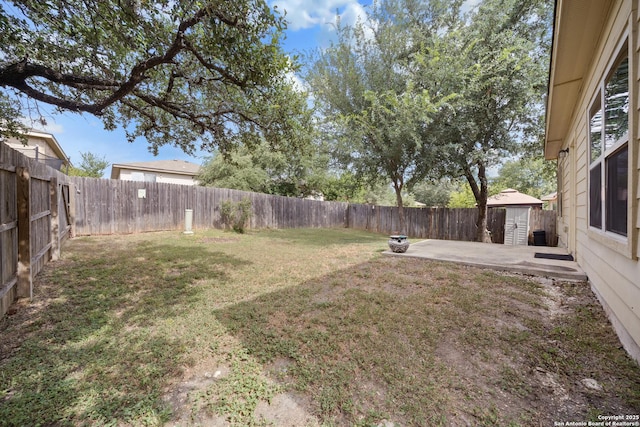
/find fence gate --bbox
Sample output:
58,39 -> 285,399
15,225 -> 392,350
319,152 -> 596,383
0,142 -> 74,318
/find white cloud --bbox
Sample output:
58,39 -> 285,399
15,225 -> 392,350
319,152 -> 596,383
20,116 -> 64,134
286,70 -> 306,93
461,0 -> 482,15
271,0 -> 368,31
338,2 -> 369,28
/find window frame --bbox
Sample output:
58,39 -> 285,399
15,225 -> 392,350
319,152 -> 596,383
586,40 -> 631,249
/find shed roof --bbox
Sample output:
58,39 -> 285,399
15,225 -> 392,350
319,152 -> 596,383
487,189 -> 543,207
110,159 -> 201,179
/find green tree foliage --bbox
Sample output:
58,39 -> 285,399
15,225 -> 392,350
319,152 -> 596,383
418,0 -> 552,241
306,0 -> 550,236
0,0 -> 311,155
197,141 -> 328,198
411,179 -> 455,207
491,157 -> 556,199
359,182 -> 415,207
67,151 -> 109,178
447,182 -> 477,208
306,0 -> 461,232
447,180 -> 504,208
321,171 -> 367,203
198,149 -> 272,193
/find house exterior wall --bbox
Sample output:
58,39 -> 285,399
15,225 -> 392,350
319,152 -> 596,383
556,0 -> 640,362
117,169 -> 197,186
6,134 -> 63,163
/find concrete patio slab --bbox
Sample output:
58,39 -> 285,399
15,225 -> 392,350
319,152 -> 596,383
383,239 -> 587,281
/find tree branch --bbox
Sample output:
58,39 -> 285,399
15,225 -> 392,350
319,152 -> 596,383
182,38 -> 248,88
0,59 -> 119,89
0,6 -> 212,115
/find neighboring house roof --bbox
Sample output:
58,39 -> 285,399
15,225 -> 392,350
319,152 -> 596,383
544,0 -> 615,160
540,192 -> 557,202
110,159 -> 201,179
487,189 -> 543,207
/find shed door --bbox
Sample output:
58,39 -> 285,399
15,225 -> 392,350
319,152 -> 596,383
504,207 -> 530,245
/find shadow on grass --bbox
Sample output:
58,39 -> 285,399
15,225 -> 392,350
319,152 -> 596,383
0,239 -> 247,426
213,257 -> 640,426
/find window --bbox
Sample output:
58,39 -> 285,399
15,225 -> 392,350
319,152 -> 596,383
588,50 -> 629,237
131,172 -> 157,182
606,147 -> 627,234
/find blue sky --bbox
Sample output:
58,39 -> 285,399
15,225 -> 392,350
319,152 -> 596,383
23,0 -> 480,177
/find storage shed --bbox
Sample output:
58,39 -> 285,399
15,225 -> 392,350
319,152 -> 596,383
488,189 -> 544,246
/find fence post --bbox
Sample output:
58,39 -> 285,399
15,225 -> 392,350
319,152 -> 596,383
16,166 -> 32,299
50,177 -> 60,261
345,204 -> 350,228
69,182 -> 77,237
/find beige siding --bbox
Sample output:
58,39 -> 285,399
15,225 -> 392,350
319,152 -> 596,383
579,241 -> 640,350
6,135 -> 57,161
30,135 -> 57,160
559,0 -> 640,361
118,169 -> 197,186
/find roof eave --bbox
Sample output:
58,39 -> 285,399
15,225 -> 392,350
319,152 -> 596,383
26,129 -> 71,165
110,163 -> 199,177
544,0 -> 614,160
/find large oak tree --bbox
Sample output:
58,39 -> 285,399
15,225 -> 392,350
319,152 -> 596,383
0,0 -> 311,155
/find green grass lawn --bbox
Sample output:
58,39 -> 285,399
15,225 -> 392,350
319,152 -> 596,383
1,228 -> 638,426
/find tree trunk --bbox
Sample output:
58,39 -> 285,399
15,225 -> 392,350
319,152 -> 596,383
476,196 -> 490,243
464,162 -> 491,242
393,182 -> 406,234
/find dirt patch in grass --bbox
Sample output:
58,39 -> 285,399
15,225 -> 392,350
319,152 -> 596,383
1,229 -> 639,426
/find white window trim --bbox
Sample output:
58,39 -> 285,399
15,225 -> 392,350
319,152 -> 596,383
585,36 -> 634,259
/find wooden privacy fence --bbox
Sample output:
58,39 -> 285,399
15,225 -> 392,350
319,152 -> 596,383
347,205 -> 507,243
72,177 -> 555,246
348,204 -> 556,245
529,208 -> 558,246
72,177 -> 349,235
1,143 -> 74,318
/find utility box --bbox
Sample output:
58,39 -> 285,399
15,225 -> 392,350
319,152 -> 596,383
184,209 -> 194,234
533,230 -> 546,246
